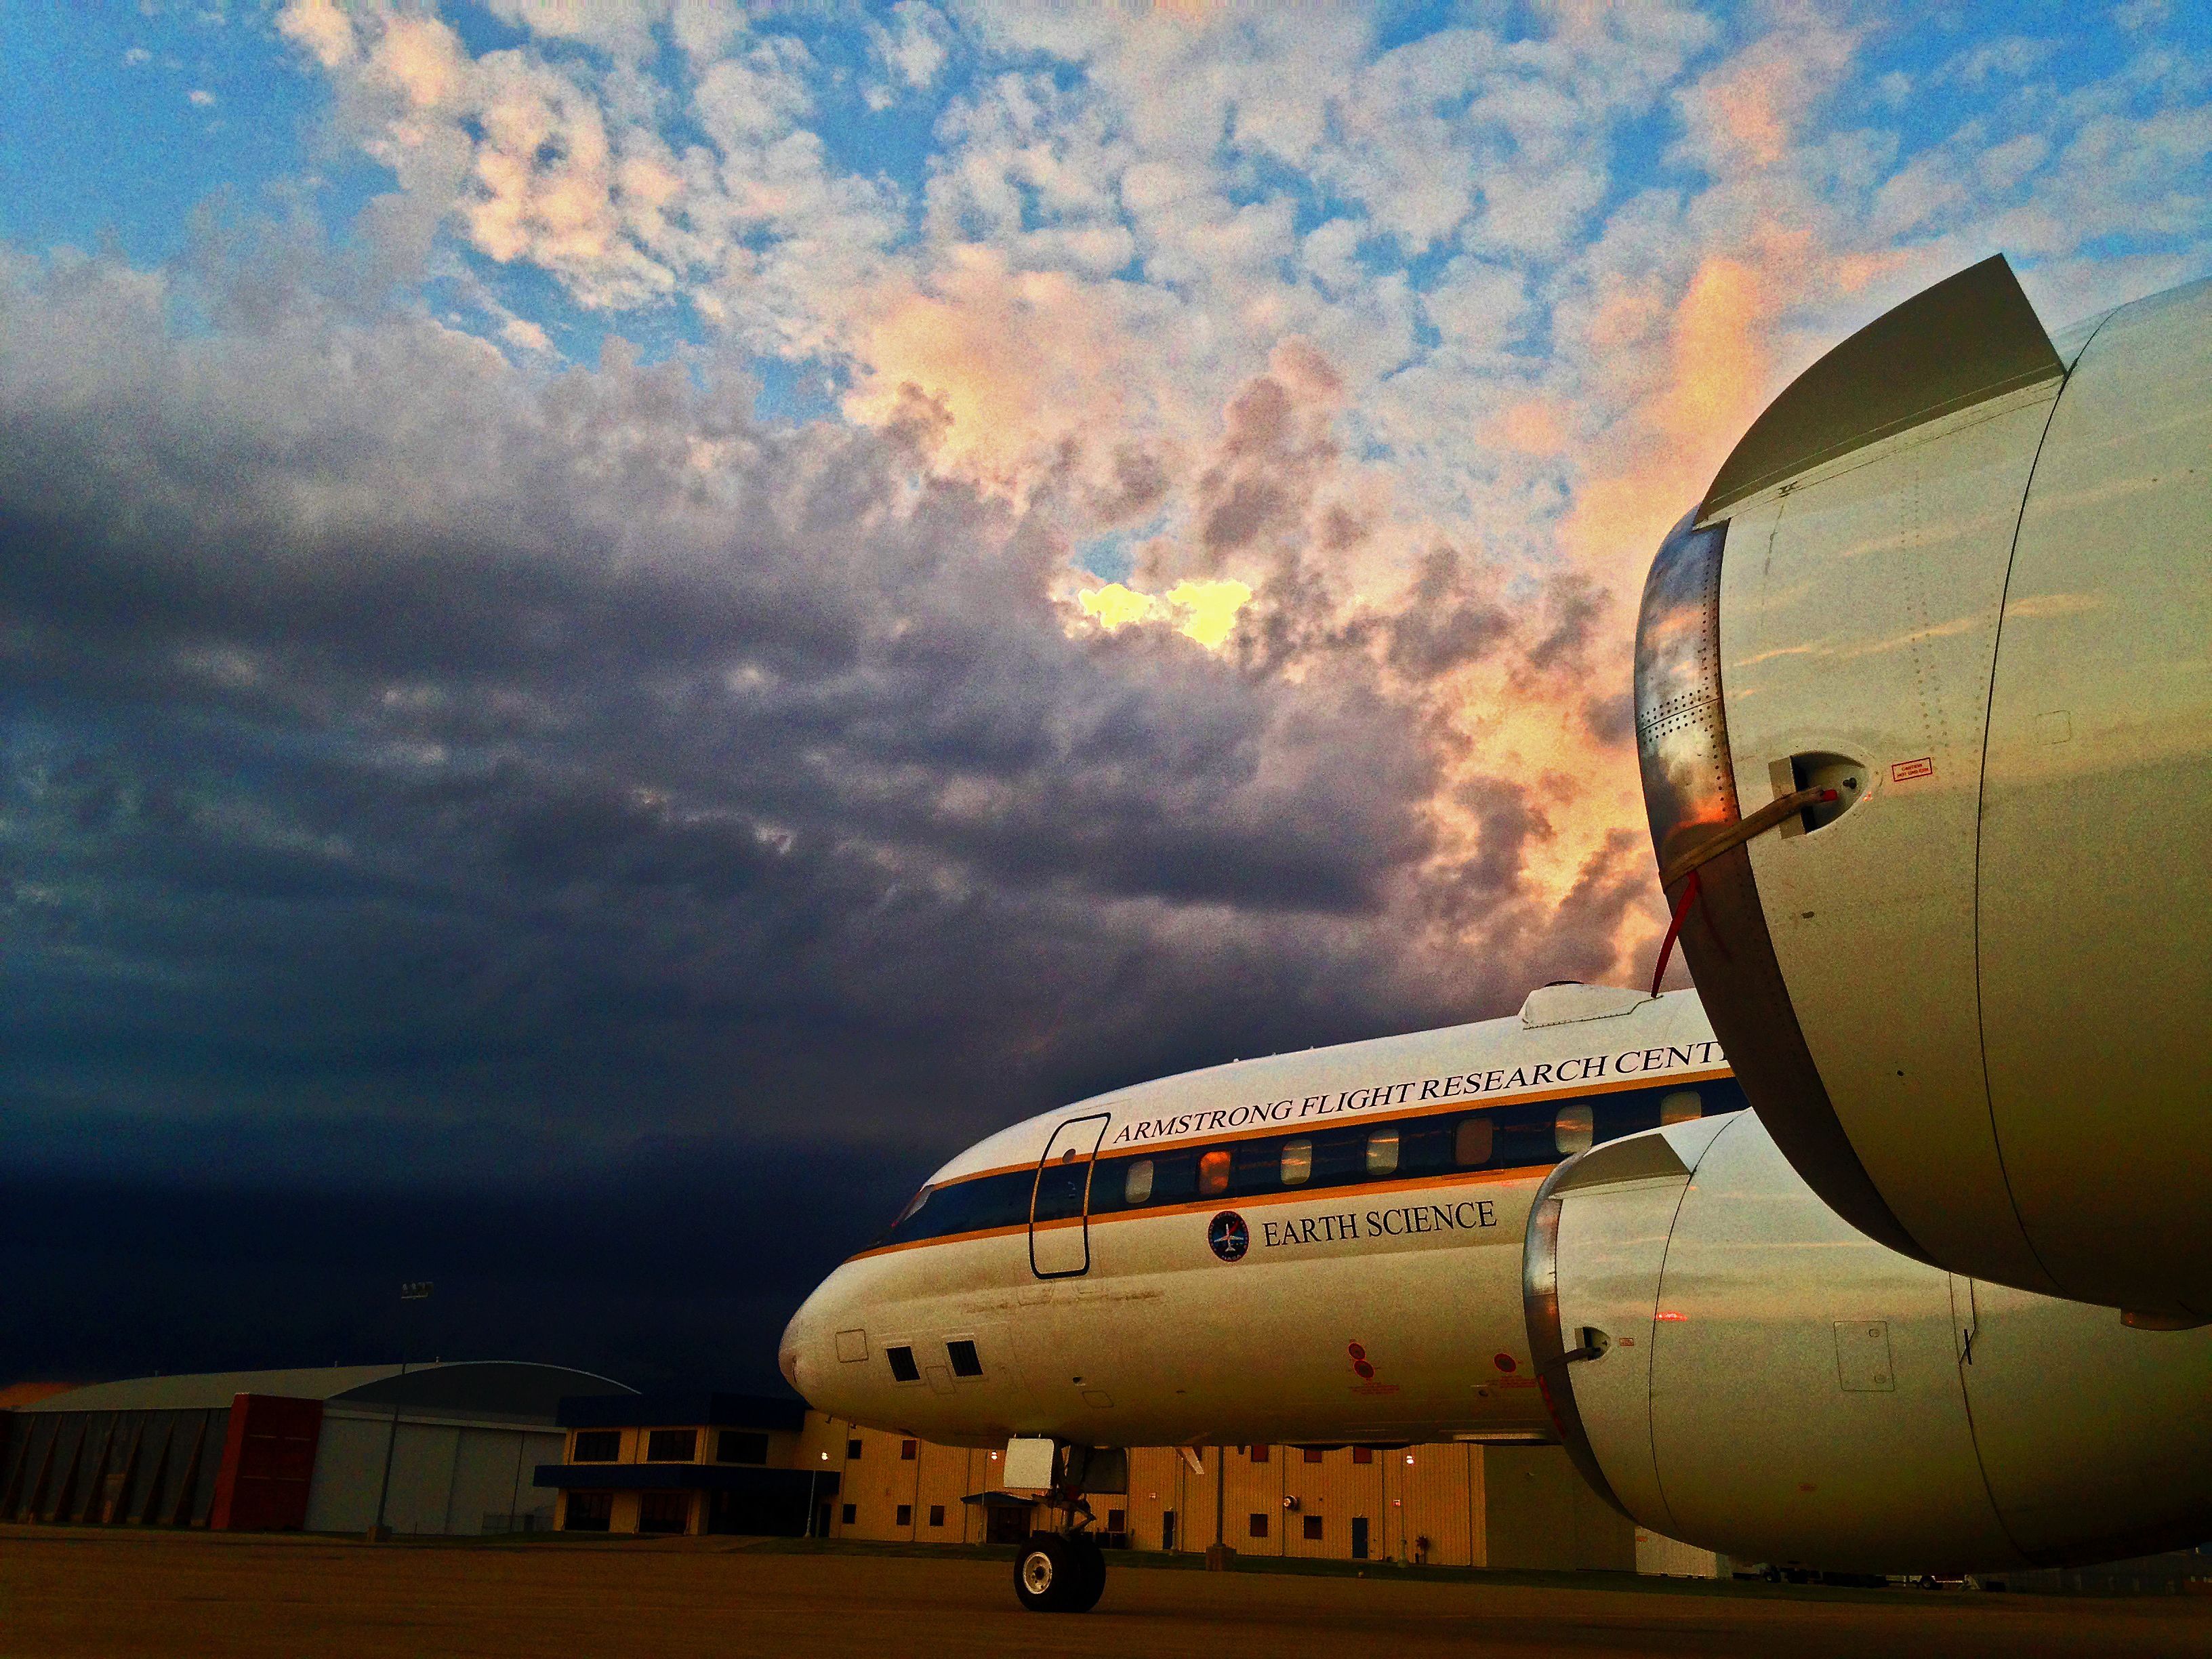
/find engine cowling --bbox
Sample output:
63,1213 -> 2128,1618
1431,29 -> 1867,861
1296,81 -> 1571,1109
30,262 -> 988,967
1523,1114 -> 2212,1572
1633,255 -> 2212,1317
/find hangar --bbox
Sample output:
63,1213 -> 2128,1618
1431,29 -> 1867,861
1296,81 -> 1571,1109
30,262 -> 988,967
0,1361 -> 630,1536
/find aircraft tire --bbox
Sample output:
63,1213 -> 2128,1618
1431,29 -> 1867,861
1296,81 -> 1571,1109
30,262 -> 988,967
1014,1533 -> 1078,1612
1065,1534 -> 1106,1612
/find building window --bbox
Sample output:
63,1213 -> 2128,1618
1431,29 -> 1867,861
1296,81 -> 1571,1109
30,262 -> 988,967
846,1439 -> 863,1460
1198,1148 -> 1231,1195
1279,1137 -> 1312,1186
1555,1103 -> 1594,1157
1303,1515 -> 1324,1542
1107,1508 -> 1126,1533
896,1504 -> 913,1527
947,1339 -> 983,1377
716,1431 -> 768,1465
929,1504 -> 946,1528
1454,1115 -> 1494,1166
571,1430 -> 620,1463
638,1492 -> 689,1534
562,1491 -> 612,1532
1124,1158 -> 1154,1205
1302,1447 -> 1324,1464
901,1439 -> 918,1462
1366,1126 -> 1399,1176
887,1345 -> 920,1382
1353,1447 -> 1374,1465
840,1503 -> 857,1525
1248,1513 -> 1269,1539
645,1429 -> 697,1462
1249,1443 -> 1269,1463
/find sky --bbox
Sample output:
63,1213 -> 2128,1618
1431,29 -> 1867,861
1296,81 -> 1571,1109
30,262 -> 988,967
3,0 -> 2209,1391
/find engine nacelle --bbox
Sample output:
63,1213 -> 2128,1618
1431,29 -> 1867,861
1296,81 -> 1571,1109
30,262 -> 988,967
1633,255 -> 2212,1317
1524,1115 -> 2212,1572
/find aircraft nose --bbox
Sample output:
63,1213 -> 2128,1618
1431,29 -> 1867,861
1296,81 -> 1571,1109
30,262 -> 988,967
779,1267 -> 857,1410
778,1300 -> 817,1401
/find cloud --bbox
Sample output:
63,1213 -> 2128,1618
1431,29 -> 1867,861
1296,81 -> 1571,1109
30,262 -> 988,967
276,0 -> 355,70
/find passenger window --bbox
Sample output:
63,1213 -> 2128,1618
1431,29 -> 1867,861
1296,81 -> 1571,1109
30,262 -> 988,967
1660,1089 -> 1702,1125
1198,1149 -> 1231,1195
1366,1126 -> 1399,1176
1454,1116 -> 1494,1166
1124,1158 -> 1154,1205
887,1345 -> 920,1383
946,1339 -> 983,1377
1555,1103 -> 1594,1157
1280,1138 -> 1313,1186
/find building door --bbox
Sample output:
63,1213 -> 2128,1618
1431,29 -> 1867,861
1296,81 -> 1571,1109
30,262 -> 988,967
1029,1113 -> 1110,1278
1162,1510 -> 1176,1552
1351,1517 -> 1369,1560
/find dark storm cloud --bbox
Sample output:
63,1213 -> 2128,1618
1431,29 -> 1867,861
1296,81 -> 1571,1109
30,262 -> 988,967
0,255 -> 1446,1164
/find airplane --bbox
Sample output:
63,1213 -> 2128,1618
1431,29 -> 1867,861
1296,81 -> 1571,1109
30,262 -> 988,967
1631,255 -> 2211,1322
781,982 -> 2212,1610
781,259 -> 2212,1612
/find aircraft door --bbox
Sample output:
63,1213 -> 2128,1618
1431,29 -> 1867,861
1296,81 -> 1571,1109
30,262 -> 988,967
1030,1113 -> 1110,1279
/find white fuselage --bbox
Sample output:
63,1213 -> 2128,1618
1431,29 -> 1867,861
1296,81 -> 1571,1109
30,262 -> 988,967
781,985 -> 1734,1449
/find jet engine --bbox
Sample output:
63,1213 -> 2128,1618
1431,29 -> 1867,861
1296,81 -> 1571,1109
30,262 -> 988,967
1524,1115 -> 2212,1573
1632,256 -> 2212,1317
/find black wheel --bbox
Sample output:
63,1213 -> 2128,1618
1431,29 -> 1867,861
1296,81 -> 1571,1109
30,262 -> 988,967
1065,1533 -> 1106,1612
1014,1533 -> 1075,1612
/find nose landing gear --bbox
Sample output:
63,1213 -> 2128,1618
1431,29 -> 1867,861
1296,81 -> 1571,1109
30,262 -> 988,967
1013,1530 -> 1105,1613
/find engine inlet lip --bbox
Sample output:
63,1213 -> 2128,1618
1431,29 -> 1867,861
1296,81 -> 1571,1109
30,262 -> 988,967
1521,1151 -> 1633,1522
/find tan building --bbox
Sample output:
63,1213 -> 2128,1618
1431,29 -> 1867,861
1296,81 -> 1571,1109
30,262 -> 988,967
797,1416 -> 1708,1574
539,1393 -> 1714,1576
542,1393 -> 830,1538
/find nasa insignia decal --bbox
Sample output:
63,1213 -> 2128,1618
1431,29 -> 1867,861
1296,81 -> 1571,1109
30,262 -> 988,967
1208,1210 -> 1250,1263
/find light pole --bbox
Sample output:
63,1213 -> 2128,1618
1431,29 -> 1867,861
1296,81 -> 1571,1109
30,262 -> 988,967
369,1281 -> 432,1542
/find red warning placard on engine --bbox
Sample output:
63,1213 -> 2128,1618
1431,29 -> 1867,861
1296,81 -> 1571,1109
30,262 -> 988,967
1891,756 -> 1934,782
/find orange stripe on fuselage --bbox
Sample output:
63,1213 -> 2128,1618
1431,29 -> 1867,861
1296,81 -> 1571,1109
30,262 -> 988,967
843,1162 -> 1553,1261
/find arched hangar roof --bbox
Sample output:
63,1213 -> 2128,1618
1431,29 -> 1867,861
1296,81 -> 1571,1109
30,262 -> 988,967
15,1361 -> 633,1423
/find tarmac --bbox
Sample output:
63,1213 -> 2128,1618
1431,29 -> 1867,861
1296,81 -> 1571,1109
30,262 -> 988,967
3,1527 -> 2209,1658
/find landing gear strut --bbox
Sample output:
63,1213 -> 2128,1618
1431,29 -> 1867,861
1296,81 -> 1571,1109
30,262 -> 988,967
1012,1530 -> 1105,1612
1006,1441 -> 1118,1612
